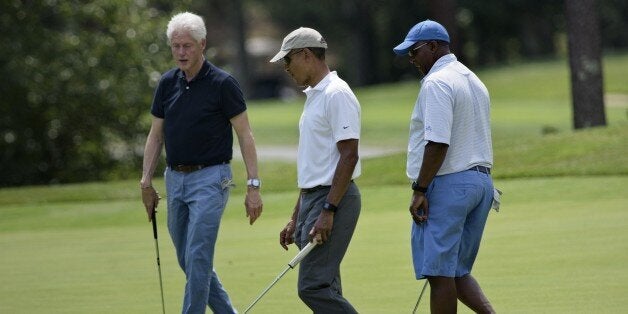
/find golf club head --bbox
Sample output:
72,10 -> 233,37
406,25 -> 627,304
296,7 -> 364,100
288,241 -> 317,268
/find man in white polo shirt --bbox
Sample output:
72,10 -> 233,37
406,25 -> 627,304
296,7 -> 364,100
394,20 -> 496,313
270,27 -> 361,313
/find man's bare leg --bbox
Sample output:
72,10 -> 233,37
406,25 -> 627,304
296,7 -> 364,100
455,274 -> 495,313
427,276 -> 457,314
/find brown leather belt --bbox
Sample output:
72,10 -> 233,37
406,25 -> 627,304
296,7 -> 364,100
170,161 -> 229,173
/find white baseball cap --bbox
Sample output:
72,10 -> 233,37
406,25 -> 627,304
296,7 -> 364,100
269,27 -> 328,63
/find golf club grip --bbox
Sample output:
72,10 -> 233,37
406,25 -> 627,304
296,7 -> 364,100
288,241 -> 317,268
151,210 -> 158,239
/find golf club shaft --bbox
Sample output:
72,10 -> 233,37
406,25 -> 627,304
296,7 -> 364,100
243,266 -> 290,313
412,280 -> 429,314
244,241 -> 318,313
151,211 -> 166,314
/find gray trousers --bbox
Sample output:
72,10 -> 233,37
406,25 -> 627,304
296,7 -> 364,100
294,182 -> 361,314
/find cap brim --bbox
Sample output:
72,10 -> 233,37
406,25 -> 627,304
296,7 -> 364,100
393,40 -> 416,56
269,49 -> 290,63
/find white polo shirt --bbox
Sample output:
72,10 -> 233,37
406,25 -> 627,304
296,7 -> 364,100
298,71 -> 361,188
407,54 -> 493,180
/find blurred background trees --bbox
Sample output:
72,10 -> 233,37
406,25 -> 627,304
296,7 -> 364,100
0,0 -> 189,186
1,0 -> 626,186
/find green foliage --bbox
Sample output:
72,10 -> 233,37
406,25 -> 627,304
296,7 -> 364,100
0,0 -> 188,186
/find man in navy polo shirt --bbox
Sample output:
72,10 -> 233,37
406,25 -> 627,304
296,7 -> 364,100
140,12 -> 263,314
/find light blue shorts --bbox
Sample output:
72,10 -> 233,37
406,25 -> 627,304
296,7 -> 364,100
411,168 -> 493,279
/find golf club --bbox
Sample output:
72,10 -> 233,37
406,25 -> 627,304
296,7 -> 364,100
243,241 -> 318,313
151,210 -> 166,314
412,280 -> 429,314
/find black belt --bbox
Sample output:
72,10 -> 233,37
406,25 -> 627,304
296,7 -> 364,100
301,185 -> 331,194
170,161 -> 229,173
301,180 -> 354,194
469,165 -> 491,174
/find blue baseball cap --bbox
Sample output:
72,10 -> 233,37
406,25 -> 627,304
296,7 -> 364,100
393,20 -> 450,55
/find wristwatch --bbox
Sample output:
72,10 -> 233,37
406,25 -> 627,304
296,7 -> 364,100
411,181 -> 428,193
323,202 -> 338,213
247,178 -> 261,189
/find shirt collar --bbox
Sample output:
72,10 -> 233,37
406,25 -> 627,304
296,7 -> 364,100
177,59 -> 211,82
303,71 -> 337,94
421,53 -> 456,83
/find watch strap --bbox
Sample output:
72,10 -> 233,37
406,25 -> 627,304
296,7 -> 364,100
323,202 -> 338,213
411,181 -> 428,193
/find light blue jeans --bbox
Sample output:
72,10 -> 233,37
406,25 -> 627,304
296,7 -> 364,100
165,164 -> 236,314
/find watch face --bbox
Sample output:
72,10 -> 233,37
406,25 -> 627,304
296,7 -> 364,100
248,179 -> 261,187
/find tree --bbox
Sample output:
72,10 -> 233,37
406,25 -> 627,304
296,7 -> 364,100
0,0 -> 188,186
565,0 -> 606,129
425,0 -> 463,61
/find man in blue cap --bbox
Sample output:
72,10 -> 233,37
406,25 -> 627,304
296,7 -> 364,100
394,20 -> 496,313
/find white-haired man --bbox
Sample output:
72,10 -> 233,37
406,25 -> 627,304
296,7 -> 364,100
141,12 -> 263,313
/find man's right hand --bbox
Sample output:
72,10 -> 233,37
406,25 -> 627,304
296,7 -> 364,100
409,191 -> 428,225
141,186 -> 160,221
279,219 -> 296,250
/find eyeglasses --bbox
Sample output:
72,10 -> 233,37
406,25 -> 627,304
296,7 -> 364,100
408,42 -> 429,57
283,49 -> 305,65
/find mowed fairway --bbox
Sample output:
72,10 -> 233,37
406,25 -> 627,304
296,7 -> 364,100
0,177 -> 627,313
1,53 -> 628,313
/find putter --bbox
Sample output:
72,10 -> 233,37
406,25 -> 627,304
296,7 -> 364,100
412,280 -> 429,314
151,210 -> 166,314
243,241 -> 318,313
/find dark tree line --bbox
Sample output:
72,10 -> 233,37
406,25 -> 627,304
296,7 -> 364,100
0,0 -> 625,186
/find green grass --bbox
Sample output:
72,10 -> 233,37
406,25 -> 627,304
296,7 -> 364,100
1,53 -> 628,313
1,177 -> 627,313
245,52 -> 628,147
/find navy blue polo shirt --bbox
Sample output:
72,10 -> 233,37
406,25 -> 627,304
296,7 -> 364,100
151,60 -> 247,166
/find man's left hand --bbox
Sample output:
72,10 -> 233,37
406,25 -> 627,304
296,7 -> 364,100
309,209 -> 334,243
245,188 -> 263,225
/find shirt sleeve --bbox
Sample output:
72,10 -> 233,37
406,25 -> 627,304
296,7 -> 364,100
220,76 -> 247,119
326,89 -> 361,143
150,76 -> 166,118
422,80 -> 453,145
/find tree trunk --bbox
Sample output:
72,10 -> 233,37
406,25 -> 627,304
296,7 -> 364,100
230,0 -> 251,98
342,0 -> 378,86
426,0 -> 463,62
565,0 -> 606,129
